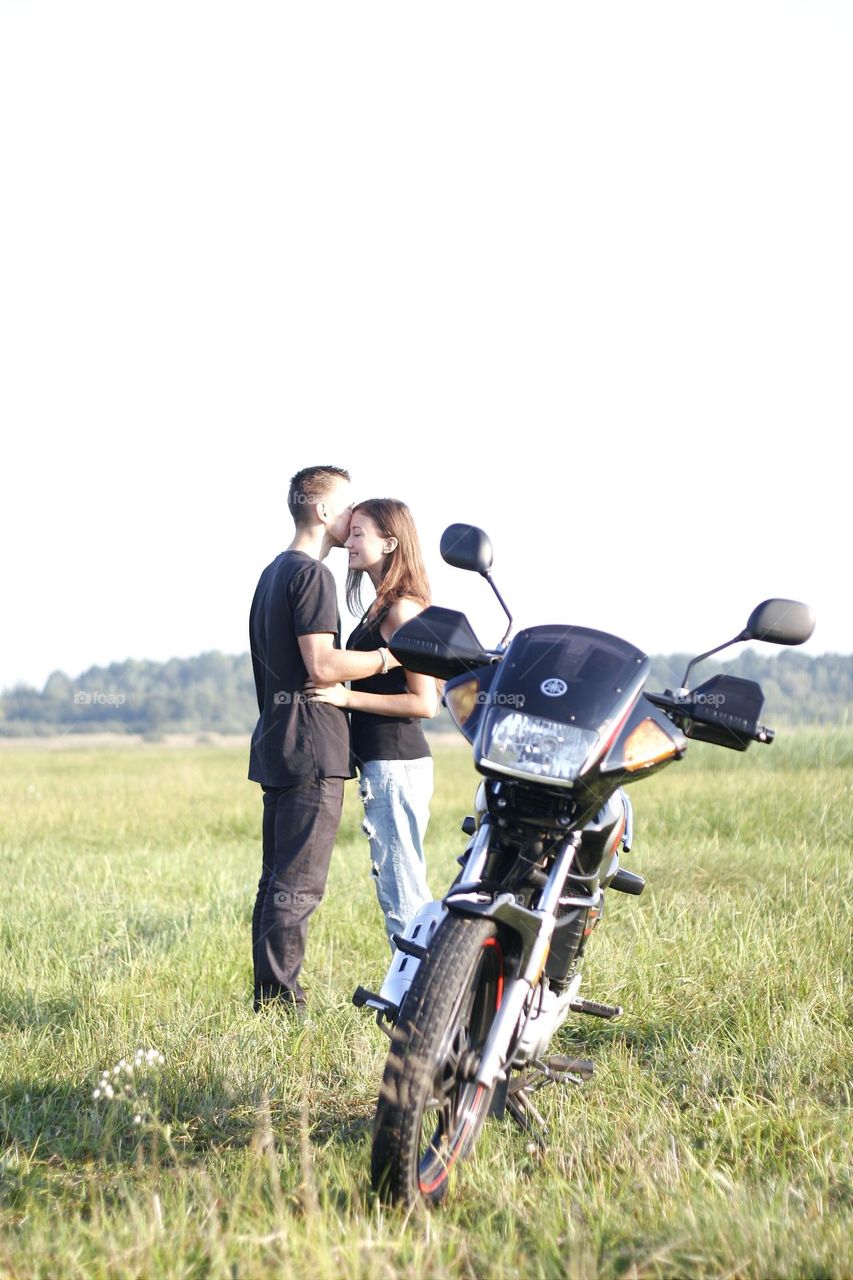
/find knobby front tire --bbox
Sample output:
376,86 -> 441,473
370,913 -> 506,1208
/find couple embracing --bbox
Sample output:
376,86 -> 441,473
247,465 -> 437,1013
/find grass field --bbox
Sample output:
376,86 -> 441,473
1,731 -> 850,1279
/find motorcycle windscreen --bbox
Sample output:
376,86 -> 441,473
474,625 -> 650,787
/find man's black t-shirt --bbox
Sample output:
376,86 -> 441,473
248,550 -> 353,787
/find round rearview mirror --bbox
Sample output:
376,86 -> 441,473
744,599 -> 816,646
440,524 -> 494,575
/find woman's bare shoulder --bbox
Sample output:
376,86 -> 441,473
380,597 -> 427,637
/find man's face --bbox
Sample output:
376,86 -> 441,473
320,477 -> 353,547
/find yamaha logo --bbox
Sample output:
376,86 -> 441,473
540,678 -> 568,697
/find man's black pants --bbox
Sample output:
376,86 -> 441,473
252,776 -> 345,1009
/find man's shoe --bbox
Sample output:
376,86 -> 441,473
253,984 -> 307,1016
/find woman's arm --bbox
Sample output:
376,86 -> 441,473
306,598 -> 439,719
311,679 -> 436,718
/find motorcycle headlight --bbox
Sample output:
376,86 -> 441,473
479,709 -> 599,785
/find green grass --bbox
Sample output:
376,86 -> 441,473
0,732 -> 850,1278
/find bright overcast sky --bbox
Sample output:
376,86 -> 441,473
1,1 -> 850,691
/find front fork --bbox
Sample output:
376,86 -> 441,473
356,798 -> 632,1052
443,832 -> 594,1089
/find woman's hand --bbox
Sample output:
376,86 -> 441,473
304,680 -> 350,708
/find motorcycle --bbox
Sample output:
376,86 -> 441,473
352,523 -> 815,1208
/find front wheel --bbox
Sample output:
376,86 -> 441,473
370,913 -> 506,1208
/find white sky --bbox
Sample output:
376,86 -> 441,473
1,0 -> 850,691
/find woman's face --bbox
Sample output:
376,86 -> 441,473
346,511 -> 392,574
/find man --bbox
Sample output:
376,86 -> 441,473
248,465 -> 399,1011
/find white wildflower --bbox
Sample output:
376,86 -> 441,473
92,1048 -> 164,1119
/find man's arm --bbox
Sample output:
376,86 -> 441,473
304,598 -> 437,715
298,632 -> 400,684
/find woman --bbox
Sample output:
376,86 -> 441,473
307,499 -> 437,946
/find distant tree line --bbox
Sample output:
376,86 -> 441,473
0,648 -> 849,736
0,653 -> 258,737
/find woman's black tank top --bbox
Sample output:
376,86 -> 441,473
347,607 -> 431,765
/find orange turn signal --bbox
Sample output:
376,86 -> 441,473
445,678 -> 481,730
623,718 -> 678,771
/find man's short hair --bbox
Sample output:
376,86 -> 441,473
288,465 -> 351,527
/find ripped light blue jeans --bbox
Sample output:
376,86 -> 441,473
358,757 -> 434,947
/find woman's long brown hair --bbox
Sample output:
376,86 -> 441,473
346,499 -> 431,619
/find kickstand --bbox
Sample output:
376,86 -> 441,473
503,1054 -> 594,1148
505,1083 -> 549,1149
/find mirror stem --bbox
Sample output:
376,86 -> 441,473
681,630 -> 747,691
483,572 -> 514,650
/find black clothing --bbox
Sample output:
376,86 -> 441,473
347,608 -> 431,765
248,550 -> 352,786
247,548 -> 351,1009
252,777 -> 345,1007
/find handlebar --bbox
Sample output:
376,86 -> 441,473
646,689 -> 776,750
